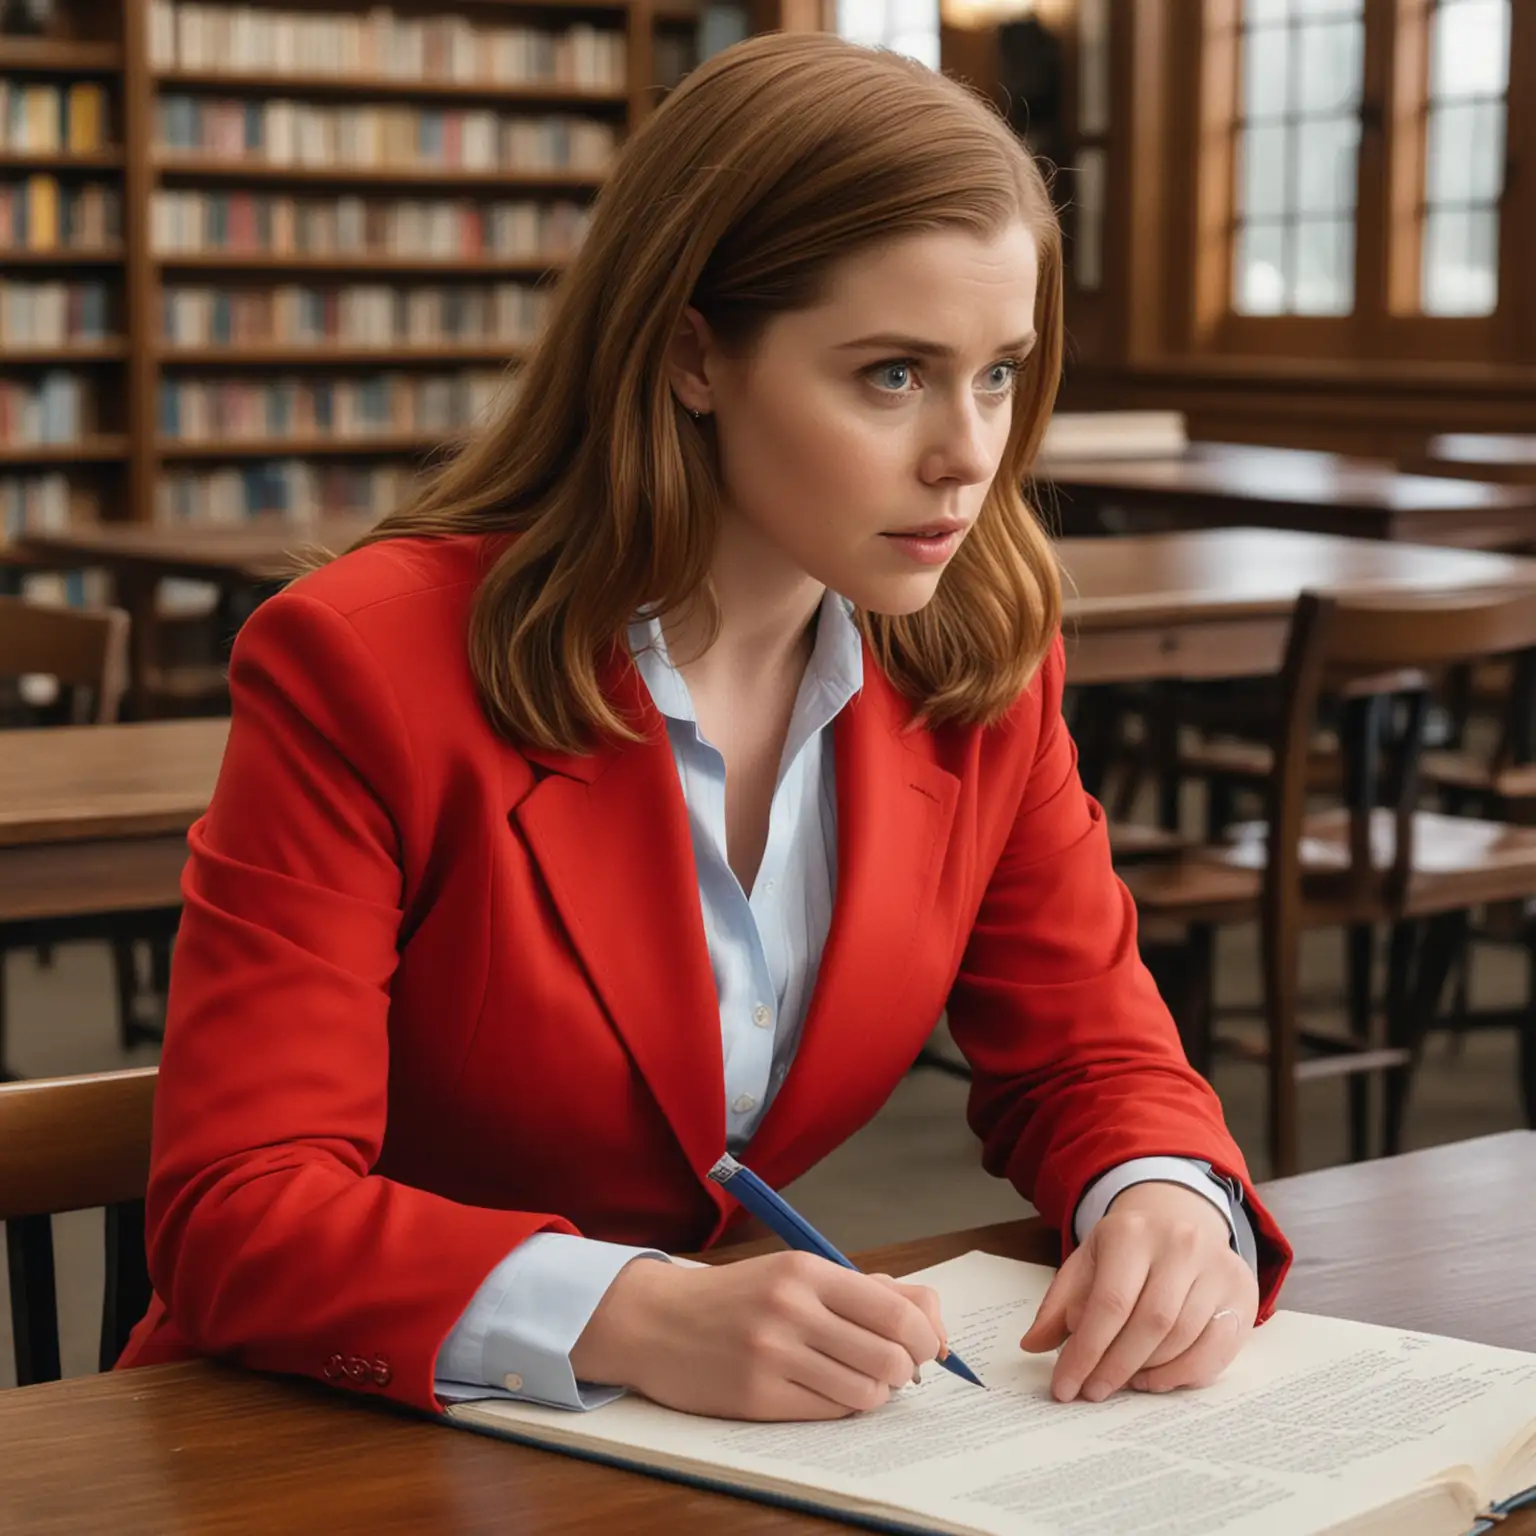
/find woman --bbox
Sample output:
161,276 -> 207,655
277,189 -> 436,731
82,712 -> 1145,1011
121,33 -> 1290,1422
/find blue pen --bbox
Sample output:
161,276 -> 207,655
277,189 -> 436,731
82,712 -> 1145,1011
707,1152 -> 985,1389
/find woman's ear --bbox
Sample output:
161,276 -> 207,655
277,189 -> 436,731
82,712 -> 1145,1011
665,306 -> 717,417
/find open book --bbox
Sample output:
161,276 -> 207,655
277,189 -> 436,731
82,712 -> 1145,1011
447,1251 -> 1536,1536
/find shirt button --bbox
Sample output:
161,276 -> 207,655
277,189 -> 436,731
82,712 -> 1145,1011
732,1093 -> 757,1114
764,878 -> 776,891
752,1004 -> 772,1029
503,1373 -> 524,1393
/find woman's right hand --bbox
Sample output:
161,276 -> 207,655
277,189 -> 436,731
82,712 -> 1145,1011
570,1251 -> 949,1420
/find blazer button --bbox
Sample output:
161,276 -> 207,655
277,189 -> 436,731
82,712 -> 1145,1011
503,1373 -> 524,1393
345,1356 -> 370,1384
371,1357 -> 392,1388
323,1354 -> 345,1381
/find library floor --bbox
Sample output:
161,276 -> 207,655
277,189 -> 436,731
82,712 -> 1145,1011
1,923 -> 1526,1390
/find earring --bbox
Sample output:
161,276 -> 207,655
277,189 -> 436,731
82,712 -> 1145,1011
688,407 -> 704,421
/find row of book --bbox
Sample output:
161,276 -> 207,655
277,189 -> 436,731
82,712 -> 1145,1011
0,81 -> 111,155
155,97 -> 617,174
0,373 -> 95,446
0,473 -> 97,544
149,4 -> 628,92
150,191 -> 589,261
156,370 -> 510,442
160,283 -> 550,348
0,281 -> 114,346
157,460 -> 413,523
0,179 -> 122,252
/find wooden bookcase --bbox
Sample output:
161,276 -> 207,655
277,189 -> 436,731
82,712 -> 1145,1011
2,0 -> 702,553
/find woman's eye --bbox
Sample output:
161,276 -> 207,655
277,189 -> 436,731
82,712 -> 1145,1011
982,361 -> 1020,394
869,361 -> 915,392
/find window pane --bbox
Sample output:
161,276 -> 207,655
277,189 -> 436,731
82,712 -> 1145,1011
1234,0 -> 1364,317
837,0 -> 886,42
1239,123 -> 1291,219
1236,222 -> 1287,314
1296,116 -> 1359,215
1427,99 -> 1507,204
1430,0 -> 1510,99
1423,206 -> 1499,315
1294,218 -> 1354,313
1078,0 -> 1111,135
1074,148 -> 1106,290
1243,26 -> 1291,119
835,0 -> 938,66
1296,19 -> 1363,113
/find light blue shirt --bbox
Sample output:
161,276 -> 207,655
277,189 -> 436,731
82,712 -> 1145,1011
433,593 -> 1255,1407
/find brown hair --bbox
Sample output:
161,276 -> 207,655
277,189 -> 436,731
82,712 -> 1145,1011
352,31 -> 1064,751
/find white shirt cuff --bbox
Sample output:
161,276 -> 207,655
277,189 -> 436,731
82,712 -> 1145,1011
434,1232 -> 669,1409
1073,1156 -> 1258,1272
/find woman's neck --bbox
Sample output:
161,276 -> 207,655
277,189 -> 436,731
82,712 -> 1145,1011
663,509 -> 825,697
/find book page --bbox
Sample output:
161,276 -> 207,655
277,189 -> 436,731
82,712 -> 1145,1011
453,1250 -> 1536,1536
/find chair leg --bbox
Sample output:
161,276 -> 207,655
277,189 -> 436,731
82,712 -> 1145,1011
1264,919 -> 1303,1181
149,933 -> 173,995
6,1214 -> 62,1386
0,954 -> 11,1081
111,936 -> 142,1051
1522,930 -> 1536,1129
1180,924 -> 1217,1079
1345,924 -> 1376,1163
1383,912 -> 1465,1156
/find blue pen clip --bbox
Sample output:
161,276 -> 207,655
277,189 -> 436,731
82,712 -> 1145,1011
707,1153 -> 985,1389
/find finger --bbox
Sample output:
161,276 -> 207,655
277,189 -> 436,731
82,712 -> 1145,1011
756,1375 -> 865,1421
1137,1279 -> 1225,1371
784,1339 -> 901,1415
1131,1305 -> 1248,1395
802,1305 -> 924,1392
818,1269 -> 943,1368
1020,1246 -> 1088,1354
1077,1267 -> 1199,1402
1050,1242 -> 1151,1402
870,1275 -> 949,1357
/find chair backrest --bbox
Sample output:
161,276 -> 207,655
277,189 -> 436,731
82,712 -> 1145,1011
0,595 -> 131,726
1266,586 -> 1536,917
0,1068 -> 156,1385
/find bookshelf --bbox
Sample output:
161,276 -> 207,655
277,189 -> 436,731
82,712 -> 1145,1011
0,0 -> 697,562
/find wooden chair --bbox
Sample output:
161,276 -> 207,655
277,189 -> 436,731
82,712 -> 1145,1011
0,596 -> 180,1073
0,593 -> 129,727
0,1068 -> 156,1386
1124,587 -> 1536,1176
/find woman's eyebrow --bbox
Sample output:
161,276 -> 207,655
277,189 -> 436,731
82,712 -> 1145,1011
833,332 -> 1038,358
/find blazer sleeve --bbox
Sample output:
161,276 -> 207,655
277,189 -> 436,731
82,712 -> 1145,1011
145,585 -> 580,1413
944,634 -> 1292,1321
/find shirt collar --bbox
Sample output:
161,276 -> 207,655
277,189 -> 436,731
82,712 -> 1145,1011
628,588 -> 864,731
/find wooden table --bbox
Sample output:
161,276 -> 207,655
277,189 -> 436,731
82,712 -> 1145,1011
1407,433 -> 1536,487
16,517 -> 375,715
1059,526 -> 1536,686
2,1133 -> 1530,1534
1043,442 -> 1536,549
0,719 -> 226,925
17,516 -> 377,588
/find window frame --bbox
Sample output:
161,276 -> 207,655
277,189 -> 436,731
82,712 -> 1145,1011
1175,0 -> 1532,366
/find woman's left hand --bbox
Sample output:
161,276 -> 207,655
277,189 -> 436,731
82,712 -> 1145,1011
1019,1180 -> 1259,1403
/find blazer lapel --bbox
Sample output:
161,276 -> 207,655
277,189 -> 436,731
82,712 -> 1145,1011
510,657 -> 729,1192
746,655 -> 960,1182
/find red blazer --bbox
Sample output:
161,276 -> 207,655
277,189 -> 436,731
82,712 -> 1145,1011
120,532 -> 1291,1411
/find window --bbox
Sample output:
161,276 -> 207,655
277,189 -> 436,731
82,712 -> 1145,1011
835,0 -> 941,70
1071,0 -> 1110,291
1232,0 -> 1365,317
1419,0 -> 1511,315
